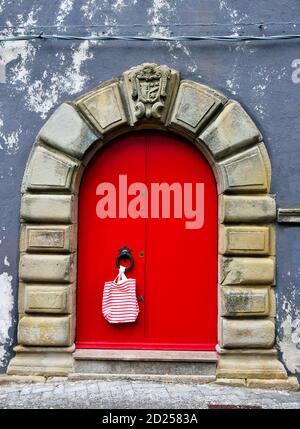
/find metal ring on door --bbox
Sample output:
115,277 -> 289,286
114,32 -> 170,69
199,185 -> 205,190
116,246 -> 134,271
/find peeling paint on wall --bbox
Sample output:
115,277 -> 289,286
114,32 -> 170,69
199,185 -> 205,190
219,0 -> 249,26
0,118 -> 21,155
278,296 -> 300,374
0,40 -> 36,88
0,272 -> 13,367
147,1 -> 201,77
56,0 -> 75,27
147,0 -> 174,38
148,0 -> 174,26
26,41 -> 93,118
112,0 -> 127,12
81,0 -> 99,21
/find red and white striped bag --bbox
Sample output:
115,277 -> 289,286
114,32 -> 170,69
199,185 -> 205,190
102,266 -> 139,324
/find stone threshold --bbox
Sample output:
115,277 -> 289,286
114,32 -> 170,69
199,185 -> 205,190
68,373 -> 216,384
73,349 -> 219,362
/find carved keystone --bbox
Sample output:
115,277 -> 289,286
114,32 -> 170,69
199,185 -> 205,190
123,63 -> 180,124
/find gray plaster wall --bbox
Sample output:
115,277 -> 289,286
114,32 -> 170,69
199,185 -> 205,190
0,0 -> 299,379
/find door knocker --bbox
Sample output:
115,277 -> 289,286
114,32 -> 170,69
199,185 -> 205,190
116,246 -> 134,272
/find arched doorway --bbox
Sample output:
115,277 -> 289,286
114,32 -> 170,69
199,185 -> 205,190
8,63 -> 296,390
76,130 -> 218,350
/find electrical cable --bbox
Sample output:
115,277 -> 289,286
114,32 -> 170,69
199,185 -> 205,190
1,32 -> 300,43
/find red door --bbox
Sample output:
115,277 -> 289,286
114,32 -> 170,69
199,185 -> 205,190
76,131 -> 218,350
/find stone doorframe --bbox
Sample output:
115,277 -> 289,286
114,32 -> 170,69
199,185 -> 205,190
6,63 -> 297,388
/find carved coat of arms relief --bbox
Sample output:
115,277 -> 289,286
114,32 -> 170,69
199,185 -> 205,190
128,64 -> 171,119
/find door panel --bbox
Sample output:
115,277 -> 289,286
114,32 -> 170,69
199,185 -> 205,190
76,131 -> 217,350
76,134 -> 146,347
145,132 -> 218,349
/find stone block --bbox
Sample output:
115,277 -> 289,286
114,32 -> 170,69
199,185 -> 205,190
7,349 -> 74,376
220,256 -> 275,285
169,81 -> 226,135
76,82 -> 127,134
19,254 -> 75,283
221,286 -> 270,317
216,352 -> 288,379
221,319 -> 275,348
20,225 -> 76,253
246,377 -> 299,391
219,225 -> 274,256
20,194 -> 77,224
199,101 -> 262,159
20,284 -> 72,314
219,194 -> 276,223
0,375 -> 46,385
218,144 -> 269,193
38,103 -> 99,159
23,146 -> 80,192
18,316 -> 72,346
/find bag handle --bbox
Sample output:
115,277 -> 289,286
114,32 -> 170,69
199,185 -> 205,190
114,265 -> 128,284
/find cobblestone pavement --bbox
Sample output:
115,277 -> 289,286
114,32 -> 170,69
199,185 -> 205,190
0,379 -> 299,409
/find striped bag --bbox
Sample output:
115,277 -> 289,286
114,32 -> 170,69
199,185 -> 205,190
102,266 -> 139,324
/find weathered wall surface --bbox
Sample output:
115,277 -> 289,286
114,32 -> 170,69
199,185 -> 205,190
0,0 -> 299,379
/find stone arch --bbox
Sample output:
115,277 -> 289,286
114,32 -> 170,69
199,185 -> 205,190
7,63 -> 296,388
